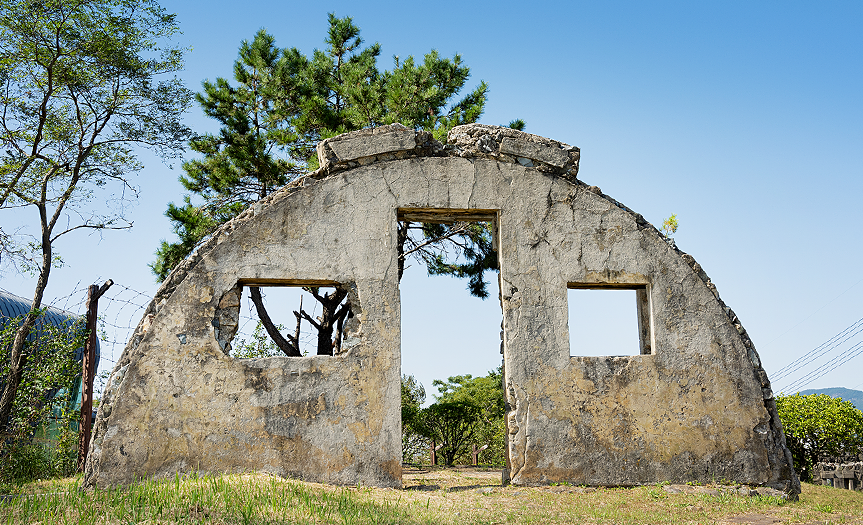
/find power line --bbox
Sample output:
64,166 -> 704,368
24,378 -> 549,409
772,317 -> 863,381
778,338 -> 863,393
762,276 -> 863,349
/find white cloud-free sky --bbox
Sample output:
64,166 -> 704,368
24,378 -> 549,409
3,1 -> 862,399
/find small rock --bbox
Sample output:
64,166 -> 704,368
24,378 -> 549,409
695,487 -> 721,496
754,487 -> 787,499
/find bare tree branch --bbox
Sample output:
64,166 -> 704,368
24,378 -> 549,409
249,286 -> 301,357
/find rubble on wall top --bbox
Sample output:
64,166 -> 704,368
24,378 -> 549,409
315,122 -> 580,180
447,124 -> 580,177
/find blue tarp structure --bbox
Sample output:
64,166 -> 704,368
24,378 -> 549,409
0,290 -> 99,438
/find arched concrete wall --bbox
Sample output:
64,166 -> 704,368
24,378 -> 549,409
85,124 -> 798,494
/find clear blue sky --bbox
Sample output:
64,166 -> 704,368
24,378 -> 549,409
3,1 -> 862,399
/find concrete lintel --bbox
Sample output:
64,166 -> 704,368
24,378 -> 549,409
398,207 -> 499,224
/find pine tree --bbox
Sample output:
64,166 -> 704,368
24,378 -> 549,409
153,14 -> 521,354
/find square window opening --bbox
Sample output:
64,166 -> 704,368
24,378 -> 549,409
567,285 -> 653,357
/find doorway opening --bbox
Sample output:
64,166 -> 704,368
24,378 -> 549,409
397,209 -> 506,483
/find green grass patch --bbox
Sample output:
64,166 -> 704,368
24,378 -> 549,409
1,471 -> 862,524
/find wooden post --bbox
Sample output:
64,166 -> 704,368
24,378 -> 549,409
77,279 -> 112,472
473,444 -> 488,466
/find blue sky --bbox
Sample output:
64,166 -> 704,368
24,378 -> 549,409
3,1 -> 862,399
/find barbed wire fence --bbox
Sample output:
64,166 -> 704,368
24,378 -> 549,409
8,281 -> 326,398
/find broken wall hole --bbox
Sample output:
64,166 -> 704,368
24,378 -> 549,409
214,283 -> 353,358
567,284 -> 653,357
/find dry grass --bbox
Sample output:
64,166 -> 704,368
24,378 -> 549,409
1,467 -> 861,524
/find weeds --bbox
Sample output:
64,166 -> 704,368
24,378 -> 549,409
0,471 -> 861,524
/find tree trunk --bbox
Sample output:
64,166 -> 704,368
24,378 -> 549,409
301,287 -> 351,356
0,224 -> 52,433
249,286 -> 301,357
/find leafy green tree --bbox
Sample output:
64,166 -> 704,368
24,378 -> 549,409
432,367 -> 506,465
776,393 -> 863,481
0,0 -> 192,431
401,374 -> 427,463
419,400 -> 481,466
0,312 -> 86,486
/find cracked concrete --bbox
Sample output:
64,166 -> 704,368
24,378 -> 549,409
85,123 -> 798,497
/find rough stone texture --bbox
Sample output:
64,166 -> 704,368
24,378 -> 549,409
447,123 -> 580,179
317,123 -> 418,170
85,124 -> 798,497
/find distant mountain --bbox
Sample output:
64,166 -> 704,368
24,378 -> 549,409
798,387 -> 863,411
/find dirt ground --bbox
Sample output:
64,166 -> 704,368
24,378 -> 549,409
401,466 -> 504,491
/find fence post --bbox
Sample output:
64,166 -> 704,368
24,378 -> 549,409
77,279 -> 112,472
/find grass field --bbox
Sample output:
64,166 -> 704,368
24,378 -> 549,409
2,467 -> 861,524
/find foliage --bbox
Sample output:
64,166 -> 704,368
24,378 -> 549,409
431,367 -> 506,465
1,0 -> 192,269
401,374 -> 428,463
662,214 -> 679,239
401,221 -> 499,299
0,312 -> 85,488
0,0 -> 191,431
776,393 -> 863,481
404,368 -> 505,467
418,400 -> 481,467
150,28 -> 307,280
232,321 -> 292,359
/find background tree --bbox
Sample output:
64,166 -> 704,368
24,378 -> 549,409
431,368 -> 506,465
0,0 -> 191,431
776,393 -> 863,481
0,312 -> 86,487
419,400 -> 481,466
153,14 -> 518,354
401,374 -> 427,463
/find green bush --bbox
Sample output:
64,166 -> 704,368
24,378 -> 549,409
0,312 -> 84,489
776,393 -> 863,481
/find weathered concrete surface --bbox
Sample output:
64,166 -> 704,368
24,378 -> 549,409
85,123 -> 798,496
814,461 -> 863,490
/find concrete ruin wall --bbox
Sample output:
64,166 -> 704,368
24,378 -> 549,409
814,461 -> 863,491
84,123 -> 799,495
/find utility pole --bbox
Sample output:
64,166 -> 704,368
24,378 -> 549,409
77,279 -> 112,472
